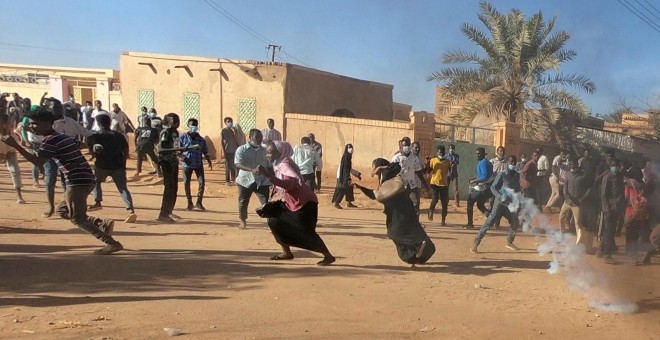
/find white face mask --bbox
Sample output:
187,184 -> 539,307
508,164 -> 517,171
347,148 -> 353,154
402,146 -> 411,154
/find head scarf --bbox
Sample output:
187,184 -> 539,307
272,141 -> 304,188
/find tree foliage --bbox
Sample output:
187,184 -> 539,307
428,1 -> 596,143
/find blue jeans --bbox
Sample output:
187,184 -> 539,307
44,159 -> 66,209
475,200 -> 520,245
92,167 -> 134,211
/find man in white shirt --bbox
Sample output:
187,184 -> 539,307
261,118 -> 282,144
535,147 -> 550,209
91,100 -> 110,132
292,136 -> 322,191
111,103 -> 135,141
391,138 -> 430,219
544,149 -> 568,213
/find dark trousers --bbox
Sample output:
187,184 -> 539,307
302,173 -> 315,191
238,183 -> 270,221
224,152 -> 236,183
467,189 -> 490,226
600,211 -> 620,256
183,166 -> 205,205
136,147 -> 158,174
331,182 -> 354,204
44,159 -> 66,210
522,187 -> 538,207
429,185 -> 449,220
315,170 -> 322,190
57,185 -> 119,245
159,160 -> 179,217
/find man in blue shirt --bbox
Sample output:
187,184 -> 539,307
181,118 -> 212,211
471,155 -> 521,253
235,129 -> 271,229
464,147 -> 493,229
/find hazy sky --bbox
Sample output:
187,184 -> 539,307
2,0 -> 659,115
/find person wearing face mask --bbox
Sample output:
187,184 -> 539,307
470,155 -> 522,253
447,144 -> 461,207
332,144 -> 359,209
427,145 -> 451,225
559,156 -> 592,251
90,100 -> 110,132
221,117 -> 246,185
148,108 -> 163,132
391,139 -> 430,219
137,106 -> 149,128
488,146 -> 507,229
234,129 -> 271,229
82,100 -> 94,130
180,118 -> 212,211
598,158 -> 625,262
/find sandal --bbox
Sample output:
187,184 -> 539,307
270,254 -> 294,261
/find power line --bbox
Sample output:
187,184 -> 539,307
636,0 -> 660,22
201,0 -> 311,66
617,0 -> 660,35
0,42 -> 116,56
642,0 -> 660,18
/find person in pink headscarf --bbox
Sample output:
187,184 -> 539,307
257,141 -> 335,265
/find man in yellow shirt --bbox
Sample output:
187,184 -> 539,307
428,145 -> 451,226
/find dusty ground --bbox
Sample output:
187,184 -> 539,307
0,156 -> 658,340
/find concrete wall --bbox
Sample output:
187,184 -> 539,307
285,65 -> 393,122
0,81 -> 48,104
120,52 -> 287,158
285,113 -> 412,180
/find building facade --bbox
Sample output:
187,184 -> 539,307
120,52 -> 394,156
0,63 -> 120,108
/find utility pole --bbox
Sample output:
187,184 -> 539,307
266,44 -> 281,62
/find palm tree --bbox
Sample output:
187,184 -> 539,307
428,1 -> 595,143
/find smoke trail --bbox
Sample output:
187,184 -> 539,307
503,188 -> 639,314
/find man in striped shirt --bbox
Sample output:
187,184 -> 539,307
1,107 -> 123,255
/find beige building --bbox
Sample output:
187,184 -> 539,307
603,112 -> 657,139
0,63 -> 120,108
120,51 -> 395,156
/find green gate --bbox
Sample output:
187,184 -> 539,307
238,98 -> 257,132
182,92 -> 200,126
137,89 -> 154,114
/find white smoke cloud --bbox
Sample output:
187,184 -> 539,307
502,188 -> 639,314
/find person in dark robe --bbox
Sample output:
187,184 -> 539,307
258,141 -> 335,266
331,143 -> 358,209
354,158 -> 436,265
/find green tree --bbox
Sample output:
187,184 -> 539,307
428,1 -> 596,142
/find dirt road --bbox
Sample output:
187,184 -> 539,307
0,158 -> 658,339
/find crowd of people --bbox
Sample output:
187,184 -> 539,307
1,91 -> 658,266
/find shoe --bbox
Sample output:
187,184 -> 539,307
427,211 -> 434,221
270,254 -> 294,260
505,242 -> 520,251
100,219 -> 115,235
346,202 -> 357,208
94,242 -> 123,255
317,255 -> 336,266
157,215 -> 176,223
124,212 -> 137,224
463,224 -> 474,230
194,203 -> 207,211
595,249 -> 603,258
642,253 -> 652,265
169,213 -> 182,219
88,203 -> 102,211
225,182 -> 231,186
441,219 -> 447,226
186,203 -> 194,211
416,240 -> 427,258
332,203 -> 343,210
17,198 -> 25,204
603,255 -> 614,264
470,241 -> 479,254
148,171 -> 157,175
239,220 -> 247,229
